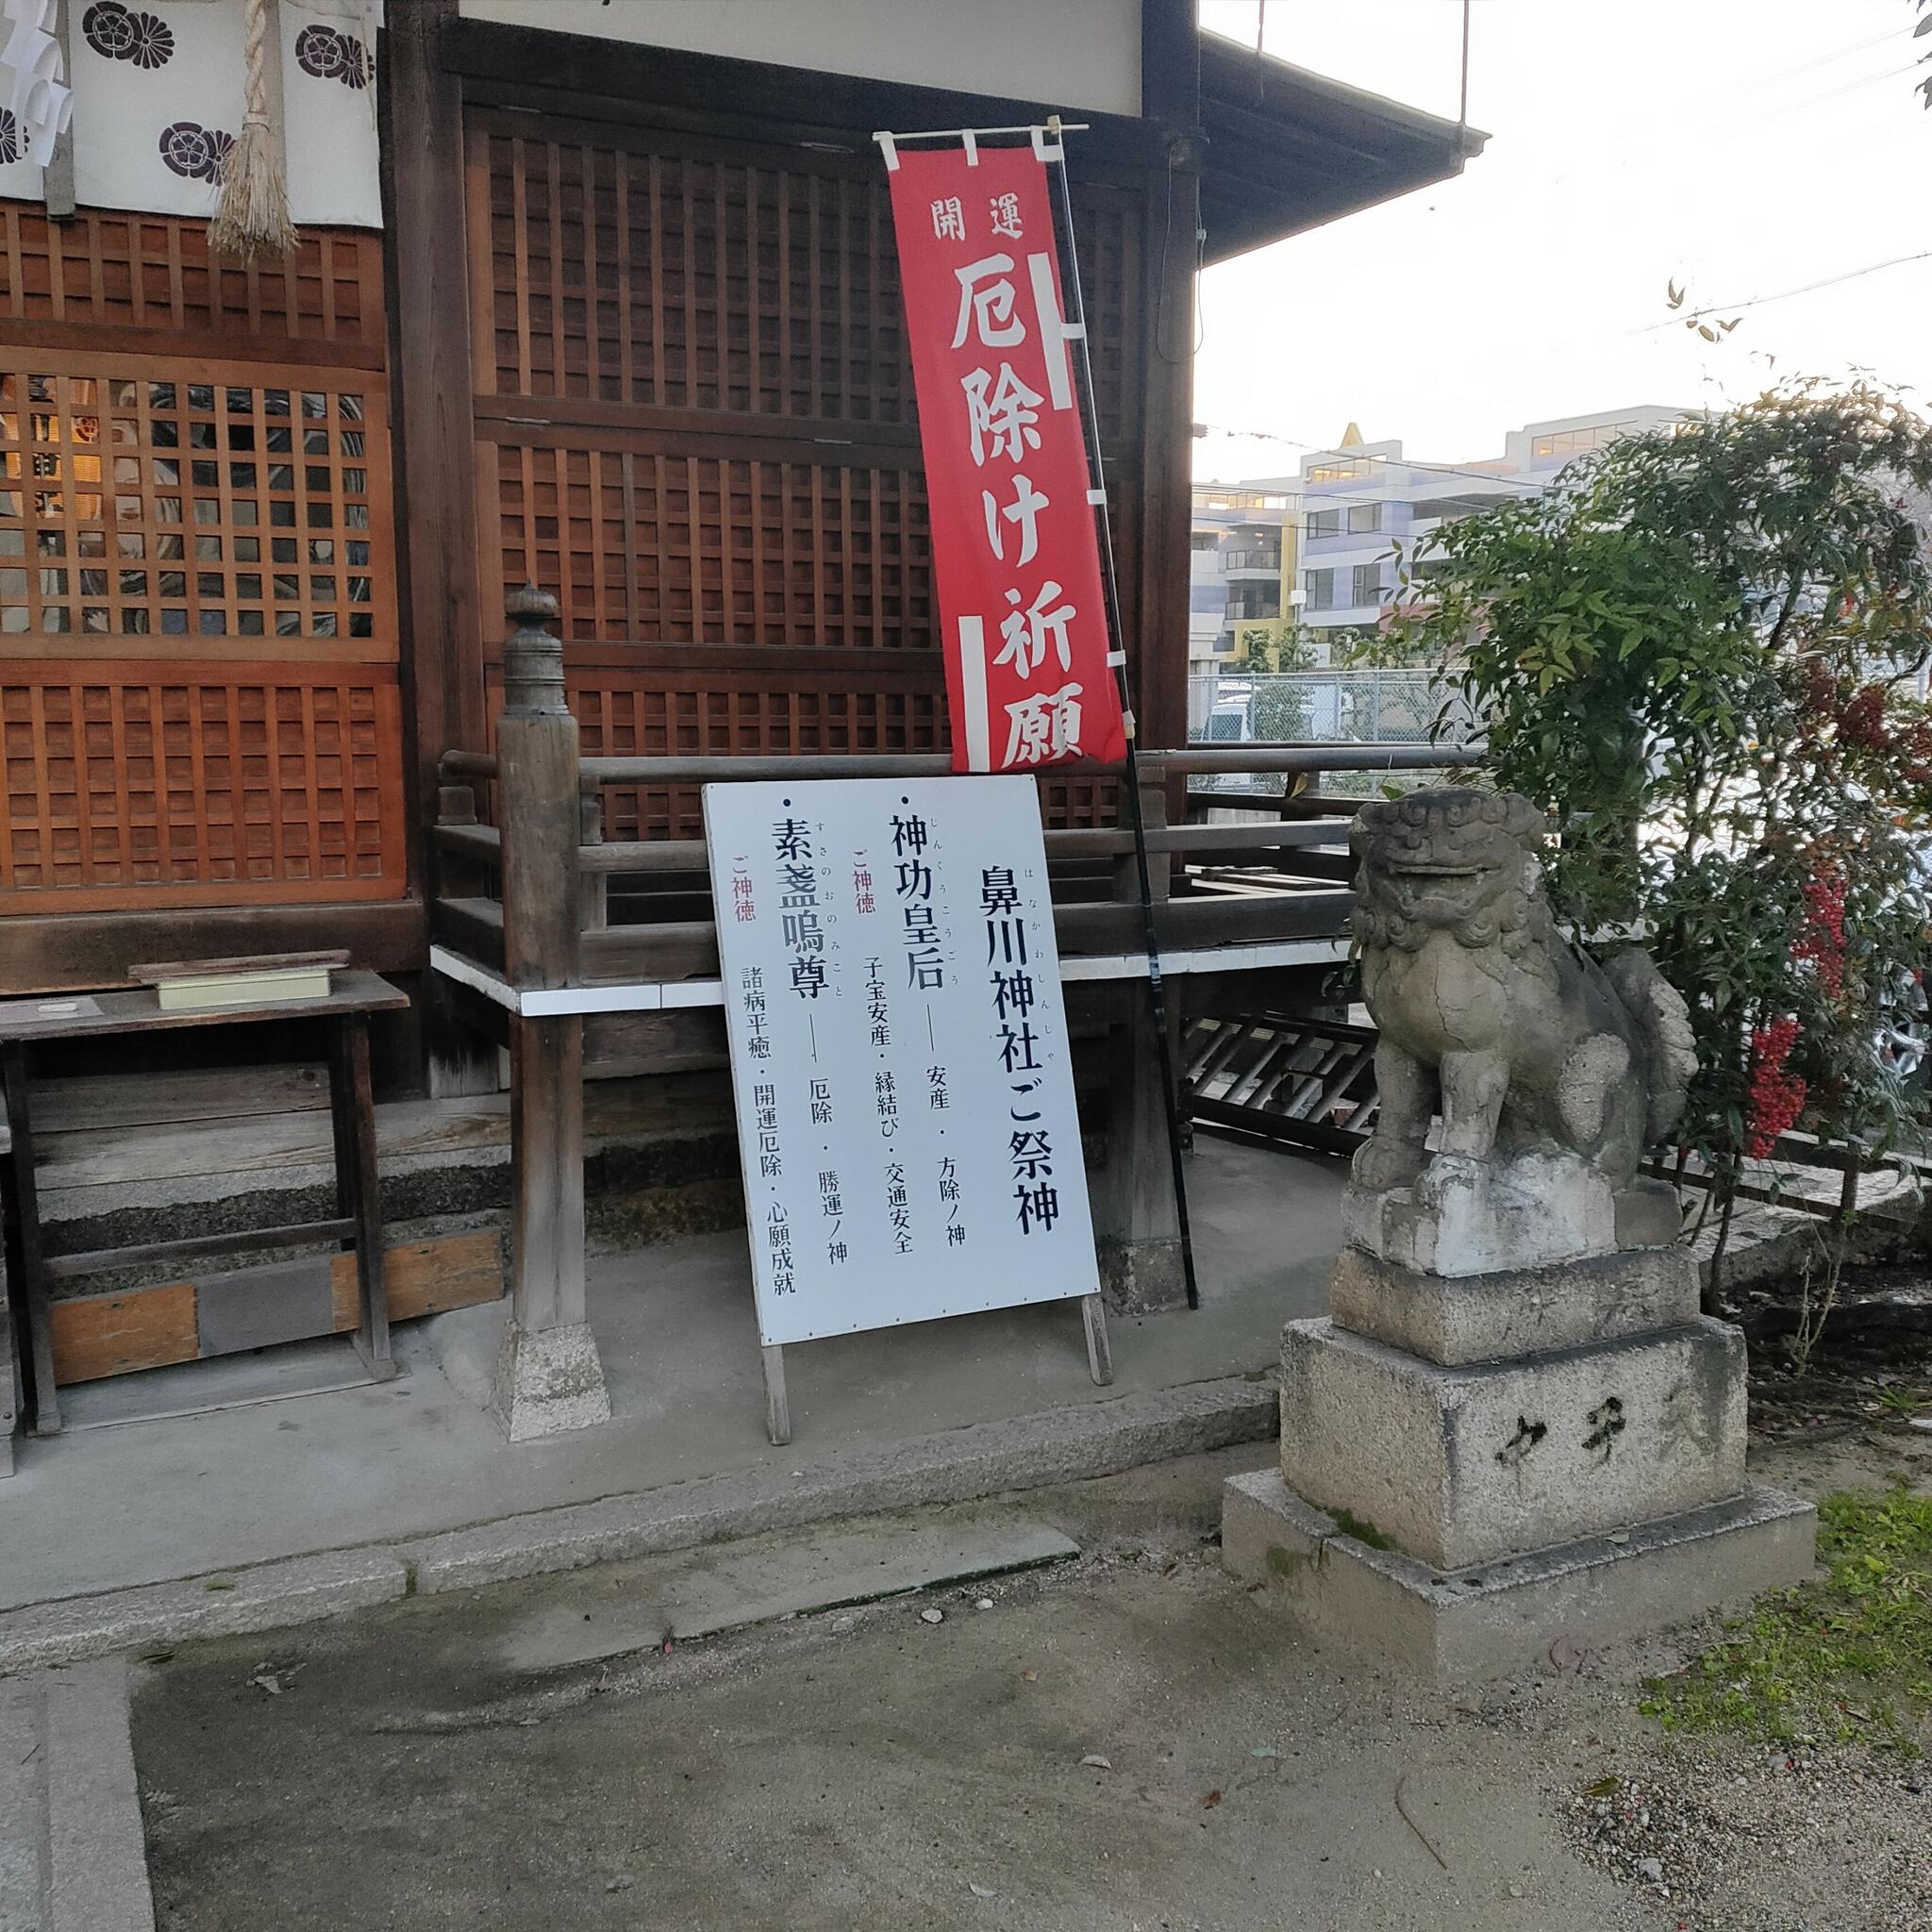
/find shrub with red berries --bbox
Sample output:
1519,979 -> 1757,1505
1744,1016 -> 1807,1159
1792,871 -> 1847,999
1400,379 -> 1932,1295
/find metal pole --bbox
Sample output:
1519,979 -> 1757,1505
1041,118 -> 1200,1309
1459,0 -> 1472,131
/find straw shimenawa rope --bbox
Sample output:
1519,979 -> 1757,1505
209,0 -> 298,261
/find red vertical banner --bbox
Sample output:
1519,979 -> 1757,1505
883,139 -> 1128,773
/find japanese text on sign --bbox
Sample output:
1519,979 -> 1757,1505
884,140 -> 1127,774
707,776 -> 1100,1346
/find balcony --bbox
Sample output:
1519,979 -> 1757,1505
1221,550 -> 1282,579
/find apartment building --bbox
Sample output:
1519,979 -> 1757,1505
1188,484 -> 1297,674
1247,407 -> 1688,642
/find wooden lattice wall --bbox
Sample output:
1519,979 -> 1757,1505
464,111 -> 1142,836
0,207 -> 407,921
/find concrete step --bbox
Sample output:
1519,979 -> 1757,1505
30,1070 -> 743,1286
495,1507 -> 1080,1672
0,1675 -> 45,1932
0,1661 -> 155,1932
0,1372 -> 1274,1669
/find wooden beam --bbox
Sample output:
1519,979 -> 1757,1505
46,1230 -> 502,1386
384,0 -> 492,1095
0,317 -> 386,369
571,886 -> 1355,986
0,901 -> 424,997
443,16 -> 1167,171
508,1013 -> 586,1333
48,1283 -> 198,1386
42,1220 -> 357,1282
434,823 -> 503,866
583,1007 -> 727,1076
430,896 -> 507,973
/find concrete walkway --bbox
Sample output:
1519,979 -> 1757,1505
0,1138 -> 1340,1622
126,1448 -> 1676,1932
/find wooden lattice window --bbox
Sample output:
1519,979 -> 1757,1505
0,337 -> 406,912
0,362 -> 391,645
473,118 -> 1141,443
1,667 -> 405,908
485,439 -> 932,650
0,207 -> 384,351
468,113 -> 1147,836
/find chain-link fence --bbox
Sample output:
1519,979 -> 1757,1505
1185,669 -> 1481,795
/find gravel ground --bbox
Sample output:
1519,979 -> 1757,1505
1560,1741 -> 1932,1932
1557,1406 -> 1932,1932
130,1435 -> 1932,1931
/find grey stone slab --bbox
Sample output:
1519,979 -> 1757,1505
498,1512 -> 1077,1671
409,1374 -> 1276,1595
1278,1315 -> 1746,1570
1329,1243 -> 1701,1366
0,1676 -> 47,1932
1341,1154 -> 1622,1277
662,1517 -> 1076,1641
0,1549 -> 409,1674
1097,1236 -> 1189,1315
192,1256 -> 337,1357
58,1339 -> 387,1432
490,1320 -> 611,1442
1223,1467 -> 1817,1680
43,1661 -> 153,1932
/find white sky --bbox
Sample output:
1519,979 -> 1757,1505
1192,0 -> 1932,481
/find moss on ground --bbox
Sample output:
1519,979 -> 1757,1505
1641,1486 -> 1932,1754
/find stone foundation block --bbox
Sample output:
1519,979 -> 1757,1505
1341,1152 -> 1619,1276
491,1320 -> 611,1442
1096,1235 -> 1190,1315
1222,1467 -> 1817,1681
1329,1244 -> 1701,1366
1279,1316 -> 1745,1571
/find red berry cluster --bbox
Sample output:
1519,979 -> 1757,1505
1839,684 -> 1890,750
1798,659 -> 1834,711
1792,871 -> 1847,998
1744,1016 -> 1807,1160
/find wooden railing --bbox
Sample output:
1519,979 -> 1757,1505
432,590 -> 1485,1404
429,608 -> 1481,1001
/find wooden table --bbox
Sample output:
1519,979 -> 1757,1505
0,972 -> 410,1461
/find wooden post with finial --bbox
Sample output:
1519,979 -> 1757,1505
490,585 -> 610,1441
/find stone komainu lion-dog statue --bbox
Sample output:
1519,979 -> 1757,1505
1349,790 -> 1695,1221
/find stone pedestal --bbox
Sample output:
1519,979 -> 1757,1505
1224,1231 -> 1815,1678
1223,1470 -> 1817,1682
1327,1244 -> 1700,1364
491,1321 -> 611,1443
1280,1313 -> 1746,1570
1097,1236 -> 1189,1316
1341,1157 -> 1684,1277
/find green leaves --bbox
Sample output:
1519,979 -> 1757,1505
1407,382 -> 1932,1178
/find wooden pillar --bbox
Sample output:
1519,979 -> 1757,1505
490,586 -> 609,1440
1135,0 -> 1205,767
1093,772 -> 1190,1312
382,0 -> 494,1097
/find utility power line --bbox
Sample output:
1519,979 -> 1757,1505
1638,248 -> 1932,333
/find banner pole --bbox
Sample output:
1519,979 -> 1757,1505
1039,119 -> 1200,1310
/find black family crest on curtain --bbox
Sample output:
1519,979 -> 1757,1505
158,122 -> 233,182
82,2 -> 175,69
294,24 -> 370,91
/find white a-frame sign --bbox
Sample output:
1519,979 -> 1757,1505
706,774 -> 1110,1441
